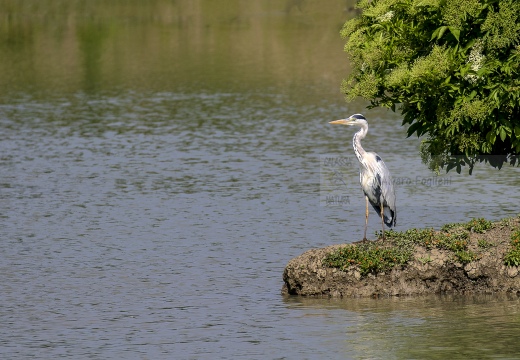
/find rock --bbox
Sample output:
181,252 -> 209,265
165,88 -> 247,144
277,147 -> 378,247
282,219 -> 520,297
507,266 -> 519,278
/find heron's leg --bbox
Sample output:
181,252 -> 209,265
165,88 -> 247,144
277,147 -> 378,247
363,196 -> 369,241
380,203 -> 385,240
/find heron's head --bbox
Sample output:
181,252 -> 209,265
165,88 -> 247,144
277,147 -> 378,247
329,113 -> 367,127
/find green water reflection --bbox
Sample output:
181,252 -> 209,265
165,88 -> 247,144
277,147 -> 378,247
287,294 -> 520,359
0,0 -> 356,95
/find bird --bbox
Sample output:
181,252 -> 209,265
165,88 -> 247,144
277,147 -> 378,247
329,113 -> 396,241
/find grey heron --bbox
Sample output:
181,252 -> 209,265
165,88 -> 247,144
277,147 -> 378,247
329,114 -> 396,241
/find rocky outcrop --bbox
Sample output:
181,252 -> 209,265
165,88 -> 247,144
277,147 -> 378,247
282,221 -> 520,297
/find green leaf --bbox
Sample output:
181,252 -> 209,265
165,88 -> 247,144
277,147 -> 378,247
515,126 -> 520,139
500,127 -> 507,142
407,121 -> 423,137
448,27 -> 460,42
446,162 -> 456,172
431,26 -> 448,41
486,131 -> 496,145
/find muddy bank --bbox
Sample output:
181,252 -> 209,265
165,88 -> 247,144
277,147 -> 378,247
282,218 -> 520,297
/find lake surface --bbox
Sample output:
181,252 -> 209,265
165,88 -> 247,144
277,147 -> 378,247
1,1 -> 520,359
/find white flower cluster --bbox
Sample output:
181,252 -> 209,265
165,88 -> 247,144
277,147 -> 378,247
377,11 -> 395,23
465,41 -> 485,84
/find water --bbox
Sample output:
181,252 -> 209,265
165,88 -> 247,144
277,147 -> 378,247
1,1 -> 520,359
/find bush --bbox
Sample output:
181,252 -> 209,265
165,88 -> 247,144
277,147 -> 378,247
341,0 -> 520,173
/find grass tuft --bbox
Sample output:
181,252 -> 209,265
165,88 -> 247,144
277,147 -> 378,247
323,241 -> 410,276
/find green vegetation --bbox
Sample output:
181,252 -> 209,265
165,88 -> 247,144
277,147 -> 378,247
341,0 -> 520,173
504,227 -> 520,266
478,238 -> 493,249
496,216 -> 516,228
323,241 -> 411,275
440,217 -> 493,233
385,225 -> 480,263
324,218 -> 495,276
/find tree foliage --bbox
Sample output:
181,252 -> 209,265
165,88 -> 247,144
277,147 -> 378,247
341,0 -> 520,173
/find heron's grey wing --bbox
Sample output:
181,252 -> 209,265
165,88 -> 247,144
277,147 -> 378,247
365,152 -> 396,212
380,164 -> 396,212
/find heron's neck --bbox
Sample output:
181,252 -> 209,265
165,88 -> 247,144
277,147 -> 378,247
352,126 -> 367,163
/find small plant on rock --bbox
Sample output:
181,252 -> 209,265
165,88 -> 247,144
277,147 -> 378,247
464,218 -> 493,233
504,228 -> 520,266
478,238 -> 493,249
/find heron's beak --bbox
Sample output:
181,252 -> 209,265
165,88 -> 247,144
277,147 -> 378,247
329,119 -> 350,125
